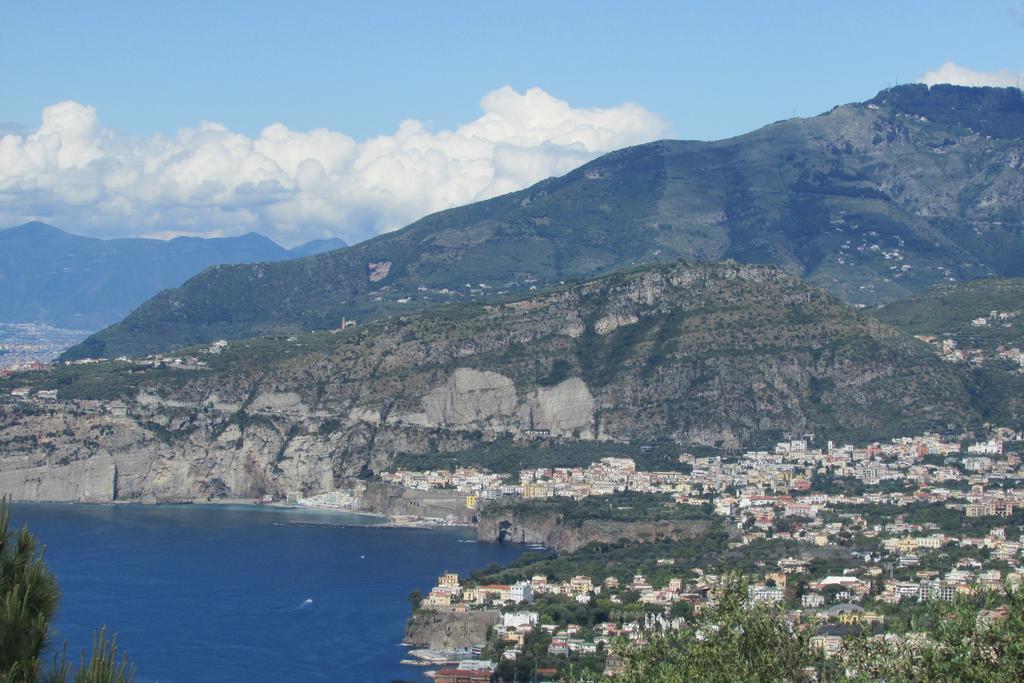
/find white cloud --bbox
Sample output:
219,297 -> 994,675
0,87 -> 670,246
918,62 -> 1022,88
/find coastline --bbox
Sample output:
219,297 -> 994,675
7,496 -> 479,531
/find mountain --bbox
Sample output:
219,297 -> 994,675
0,259 -> 985,502
66,84 -> 1024,360
286,237 -> 349,258
0,223 -> 346,330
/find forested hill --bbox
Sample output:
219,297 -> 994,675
874,277 -> 1024,357
67,84 -> 1024,360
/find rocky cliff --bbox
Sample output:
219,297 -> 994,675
0,260 -> 985,502
403,609 -> 499,650
0,403 -> 335,502
475,508 -> 715,553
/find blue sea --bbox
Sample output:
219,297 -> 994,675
10,503 -> 529,682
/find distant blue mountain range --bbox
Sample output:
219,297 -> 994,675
0,222 -> 347,329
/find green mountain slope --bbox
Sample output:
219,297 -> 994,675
0,222 -> 346,330
873,277 -> 1024,426
24,260 -> 984,448
67,84 -> 1024,359
875,278 -> 1024,341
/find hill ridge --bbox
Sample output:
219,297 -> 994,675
65,85 -> 1024,359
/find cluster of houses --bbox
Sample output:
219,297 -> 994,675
0,360 -> 49,376
970,309 -> 1020,327
422,571 -> 534,610
421,570 -> 689,668
379,468 -> 508,501
997,345 -> 1024,371
61,346 -> 219,370
913,307 -> 1023,371
386,455 -> 690,504
382,431 -> 1024,514
925,336 -> 1024,370
421,533 -> 1024,675
405,428 -> 1024,677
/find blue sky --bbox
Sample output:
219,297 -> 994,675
1,1 -> 1022,244
4,0 -> 1021,140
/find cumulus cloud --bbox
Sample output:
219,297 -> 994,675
919,61 -> 1022,88
0,87 -> 670,246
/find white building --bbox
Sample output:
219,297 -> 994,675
509,581 -> 534,604
502,611 -> 538,629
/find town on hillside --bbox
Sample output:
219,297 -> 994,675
378,430 -> 1024,680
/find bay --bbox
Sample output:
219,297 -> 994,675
10,503 -> 529,682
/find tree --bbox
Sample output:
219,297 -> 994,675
0,497 -> 60,681
73,629 -> 134,683
407,590 -> 423,611
838,586 -> 1024,682
581,575 -> 1024,682
668,600 -> 693,620
0,498 -> 135,683
592,575 -> 818,682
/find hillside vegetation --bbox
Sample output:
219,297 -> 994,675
67,85 -> 1024,359
873,277 -> 1024,426
875,277 -> 1024,345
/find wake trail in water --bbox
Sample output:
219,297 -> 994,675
275,598 -> 314,611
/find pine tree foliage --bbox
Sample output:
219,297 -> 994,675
73,629 -> 134,683
0,499 -> 135,683
0,498 -> 60,683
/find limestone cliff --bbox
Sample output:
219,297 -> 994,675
422,368 -> 517,426
474,506 -> 715,552
403,609 -> 499,650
